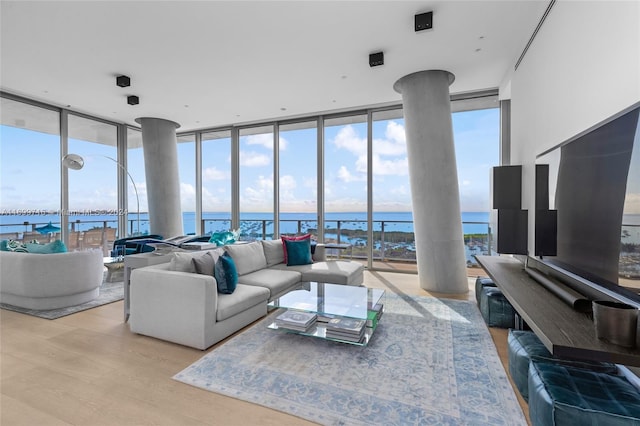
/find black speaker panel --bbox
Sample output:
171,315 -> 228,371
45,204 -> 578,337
535,164 -> 550,210
497,209 -> 528,254
493,166 -> 522,209
535,209 -> 557,257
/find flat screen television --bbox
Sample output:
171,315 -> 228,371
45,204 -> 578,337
535,101 -> 640,305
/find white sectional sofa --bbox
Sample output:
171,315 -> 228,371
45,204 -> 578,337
0,249 -> 104,310
129,240 -> 364,349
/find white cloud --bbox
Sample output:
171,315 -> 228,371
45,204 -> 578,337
624,193 -> 640,214
371,155 -> 408,176
462,180 -> 471,186
332,122 -> 407,177
337,165 -> 365,183
240,150 -> 270,167
203,167 -> 228,181
244,133 -> 288,150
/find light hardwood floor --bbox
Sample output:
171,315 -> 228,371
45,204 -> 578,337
1,271 -> 529,425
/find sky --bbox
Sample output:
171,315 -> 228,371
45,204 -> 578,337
0,108 -> 501,216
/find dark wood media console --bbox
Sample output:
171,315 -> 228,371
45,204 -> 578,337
476,255 -> 640,367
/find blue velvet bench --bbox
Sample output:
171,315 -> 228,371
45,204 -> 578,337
479,286 -> 516,328
508,329 -> 618,402
475,276 -> 496,306
528,359 -> 640,426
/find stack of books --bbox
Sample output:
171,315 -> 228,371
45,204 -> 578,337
275,310 -> 317,332
325,317 -> 366,343
367,303 -> 384,329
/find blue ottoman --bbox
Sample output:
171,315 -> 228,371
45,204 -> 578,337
528,360 -> 640,426
480,286 -> 516,328
475,276 -> 496,307
508,330 -> 618,402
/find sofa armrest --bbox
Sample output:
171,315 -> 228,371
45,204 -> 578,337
313,243 -> 326,262
129,267 -> 218,349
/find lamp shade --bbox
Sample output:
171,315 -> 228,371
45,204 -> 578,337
62,153 -> 85,170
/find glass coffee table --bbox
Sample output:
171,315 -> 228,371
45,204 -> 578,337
267,282 -> 385,346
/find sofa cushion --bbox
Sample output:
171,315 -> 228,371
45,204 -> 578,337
238,268 -> 302,299
170,249 -> 224,273
269,260 -> 364,286
225,242 -> 267,276
281,234 -> 311,263
284,239 -> 313,266
215,252 -> 239,294
216,283 -> 270,322
261,239 -> 285,267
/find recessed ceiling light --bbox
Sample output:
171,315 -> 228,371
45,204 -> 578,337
475,48 -> 482,52
184,105 -> 189,108
479,35 -> 485,40
280,107 -> 287,111
341,75 -> 347,79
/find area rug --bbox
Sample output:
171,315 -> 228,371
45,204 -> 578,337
0,280 -> 123,320
173,295 -> 526,426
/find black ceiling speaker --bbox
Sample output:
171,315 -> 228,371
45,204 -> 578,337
116,75 -> 131,87
127,95 -> 139,105
369,52 -> 384,67
415,11 -> 433,32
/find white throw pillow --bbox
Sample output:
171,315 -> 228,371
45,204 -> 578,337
261,239 -> 285,267
225,241 -> 267,276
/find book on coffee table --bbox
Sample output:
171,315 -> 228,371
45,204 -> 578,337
325,318 -> 366,334
275,310 -> 317,331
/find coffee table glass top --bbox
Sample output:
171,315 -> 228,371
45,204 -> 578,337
267,282 -> 385,346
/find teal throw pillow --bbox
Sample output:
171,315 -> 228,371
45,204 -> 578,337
25,240 -> 67,254
214,252 -> 238,294
2,239 -> 29,252
284,238 -> 313,266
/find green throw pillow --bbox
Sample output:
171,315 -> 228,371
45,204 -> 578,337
25,240 -> 67,254
214,252 -> 238,294
284,238 -> 313,266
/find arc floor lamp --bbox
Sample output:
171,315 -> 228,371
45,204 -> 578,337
62,153 -> 141,235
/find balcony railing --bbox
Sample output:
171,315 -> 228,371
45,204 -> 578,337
202,218 -> 494,265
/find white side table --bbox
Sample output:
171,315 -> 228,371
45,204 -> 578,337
324,243 -> 353,259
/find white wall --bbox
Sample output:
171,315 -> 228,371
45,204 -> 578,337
510,0 -> 640,254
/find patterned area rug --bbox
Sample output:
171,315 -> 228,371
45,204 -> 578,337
173,295 -> 526,426
0,280 -> 123,320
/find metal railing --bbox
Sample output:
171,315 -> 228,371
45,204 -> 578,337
202,218 -> 494,264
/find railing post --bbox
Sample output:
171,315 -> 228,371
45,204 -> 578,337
297,220 -> 301,234
262,220 -> 266,240
337,221 -> 341,244
381,221 -> 385,260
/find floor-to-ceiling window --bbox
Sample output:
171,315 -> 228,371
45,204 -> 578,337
239,125 -> 274,240
67,114 -> 118,254
323,114 -> 368,259
452,107 -> 500,265
0,97 -> 61,244
202,129 -> 232,234
371,109 -> 414,270
126,127 -> 147,237
177,134 -> 196,235
278,120 -> 318,237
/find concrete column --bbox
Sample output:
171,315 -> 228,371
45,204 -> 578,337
393,70 -> 468,294
136,117 -> 183,238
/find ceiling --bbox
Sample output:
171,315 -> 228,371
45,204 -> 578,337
0,1 -> 550,133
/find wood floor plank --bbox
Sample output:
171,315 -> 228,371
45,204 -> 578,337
0,271 -> 527,425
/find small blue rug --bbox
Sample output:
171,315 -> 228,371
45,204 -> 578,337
173,295 -> 526,425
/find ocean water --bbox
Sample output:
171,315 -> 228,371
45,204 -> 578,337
0,211 -> 490,236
